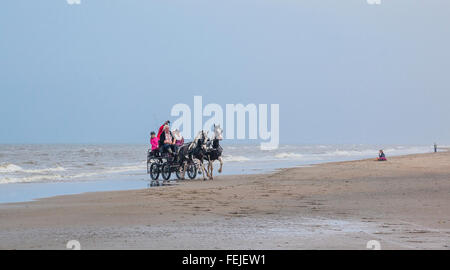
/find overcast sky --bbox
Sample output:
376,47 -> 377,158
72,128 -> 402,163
1,0 -> 449,145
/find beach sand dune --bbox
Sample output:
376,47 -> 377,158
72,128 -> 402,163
1,150 -> 449,249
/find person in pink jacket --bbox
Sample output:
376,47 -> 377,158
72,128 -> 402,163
150,131 -> 158,151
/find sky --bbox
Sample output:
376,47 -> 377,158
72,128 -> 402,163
1,0 -> 449,145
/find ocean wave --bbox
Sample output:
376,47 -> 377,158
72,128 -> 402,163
24,166 -> 66,174
0,163 -> 146,184
65,165 -> 145,180
323,149 -> 377,157
0,174 -> 63,184
0,163 -> 23,173
222,155 -> 250,162
274,152 -> 305,159
101,165 -> 146,174
0,163 -> 66,174
56,165 -> 145,181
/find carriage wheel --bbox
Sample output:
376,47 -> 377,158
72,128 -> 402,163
161,163 -> 171,180
149,163 -> 160,180
187,163 -> 197,179
147,161 -> 151,174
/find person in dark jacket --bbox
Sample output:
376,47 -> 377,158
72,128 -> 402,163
159,124 -> 176,154
157,120 -> 170,140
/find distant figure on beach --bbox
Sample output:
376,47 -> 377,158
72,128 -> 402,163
150,131 -> 158,151
377,150 -> 387,161
434,143 -> 437,153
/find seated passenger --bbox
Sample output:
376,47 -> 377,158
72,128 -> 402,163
172,129 -> 184,152
150,131 -> 158,151
377,150 -> 387,161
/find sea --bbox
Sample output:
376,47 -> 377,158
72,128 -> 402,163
0,144 -> 434,203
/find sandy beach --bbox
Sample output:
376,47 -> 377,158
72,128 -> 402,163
1,150 -> 449,250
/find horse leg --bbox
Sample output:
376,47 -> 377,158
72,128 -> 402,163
201,159 -> 209,180
200,162 -> 207,180
208,159 -> 214,180
196,159 -> 202,175
218,156 -> 223,173
181,160 -> 187,180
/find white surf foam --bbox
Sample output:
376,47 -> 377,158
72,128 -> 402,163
0,174 -> 63,184
0,161 -> 144,184
0,163 -> 23,173
222,155 -> 251,162
0,163 -> 66,174
323,149 -> 377,157
274,152 -> 305,159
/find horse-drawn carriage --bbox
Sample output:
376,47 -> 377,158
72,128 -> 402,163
146,125 -> 224,184
146,149 -> 197,181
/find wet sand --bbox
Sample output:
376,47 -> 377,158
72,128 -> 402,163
1,150 -> 449,249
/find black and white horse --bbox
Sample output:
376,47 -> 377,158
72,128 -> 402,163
205,124 -> 224,180
177,130 -> 210,180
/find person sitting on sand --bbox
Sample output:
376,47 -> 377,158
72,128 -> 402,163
150,131 -> 158,151
159,124 -> 176,154
377,150 -> 387,161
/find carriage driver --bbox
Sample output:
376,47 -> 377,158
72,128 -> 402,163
157,120 -> 170,140
159,124 -> 176,154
